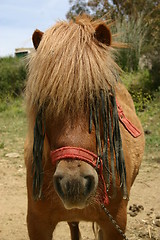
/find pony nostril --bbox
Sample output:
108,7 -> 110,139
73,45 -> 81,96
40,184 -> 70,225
84,175 -> 95,196
53,173 -> 96,202
53,175 -> 64,198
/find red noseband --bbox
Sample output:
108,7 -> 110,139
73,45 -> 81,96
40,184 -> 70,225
51,147 -> 99,168
50,146 -> 109,205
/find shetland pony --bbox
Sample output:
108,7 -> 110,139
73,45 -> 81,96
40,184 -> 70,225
25,15 -> 145,240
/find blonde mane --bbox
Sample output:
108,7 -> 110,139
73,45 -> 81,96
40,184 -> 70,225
26,15 -> 120,118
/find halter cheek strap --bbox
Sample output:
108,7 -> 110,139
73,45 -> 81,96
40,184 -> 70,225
50,146 -> 109,205
116,100 -> 141,138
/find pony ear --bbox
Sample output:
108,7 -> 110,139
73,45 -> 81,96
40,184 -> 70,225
94,24 -> 111,46
32,29 -> 44,50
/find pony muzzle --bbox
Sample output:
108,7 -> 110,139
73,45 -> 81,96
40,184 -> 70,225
53,160 -> 98,209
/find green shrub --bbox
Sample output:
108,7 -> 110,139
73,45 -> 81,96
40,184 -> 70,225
121,70 -> 152,112
131,90 -> 152,112
114,13 -> 148,71
0,56 -> 26,97
149,50 -> 160,89
0,142 -> 4,149
124,70 -> 152,90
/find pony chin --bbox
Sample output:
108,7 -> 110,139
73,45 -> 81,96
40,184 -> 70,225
62,200 -> 87,210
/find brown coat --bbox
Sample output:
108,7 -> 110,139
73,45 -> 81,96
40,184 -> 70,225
25,15 -> 145,240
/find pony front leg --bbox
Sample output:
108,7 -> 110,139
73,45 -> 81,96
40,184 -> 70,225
27,209 -> 56,240
68,222 -> 81,240
98,204 -> 127,240
100,223 -> 125,240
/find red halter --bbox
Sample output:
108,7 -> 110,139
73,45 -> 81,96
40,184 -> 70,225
50,146 -> 109,205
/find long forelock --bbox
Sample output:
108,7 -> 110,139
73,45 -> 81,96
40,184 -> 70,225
26,16 -> 120,118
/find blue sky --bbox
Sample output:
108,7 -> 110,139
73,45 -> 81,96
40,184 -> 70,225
0,0 -> 70,56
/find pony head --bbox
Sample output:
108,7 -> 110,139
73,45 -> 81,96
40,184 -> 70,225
26,15 -> 127,206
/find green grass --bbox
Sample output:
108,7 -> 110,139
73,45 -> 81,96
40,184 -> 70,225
0,97 -> 27,159
138,91 -> 160,162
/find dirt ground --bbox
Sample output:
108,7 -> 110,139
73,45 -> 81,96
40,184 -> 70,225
0,147 -> 160,239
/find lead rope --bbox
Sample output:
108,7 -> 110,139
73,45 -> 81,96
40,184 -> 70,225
101,204 -> 129,240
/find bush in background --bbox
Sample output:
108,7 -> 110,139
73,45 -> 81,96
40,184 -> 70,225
0,56 -> 26,98
121,70 -> 153,112
149,50 -> 160,89
114,13 -> 147,72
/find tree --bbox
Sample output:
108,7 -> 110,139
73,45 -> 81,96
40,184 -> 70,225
66,0 -> 114,19
66,0 -> 90,19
